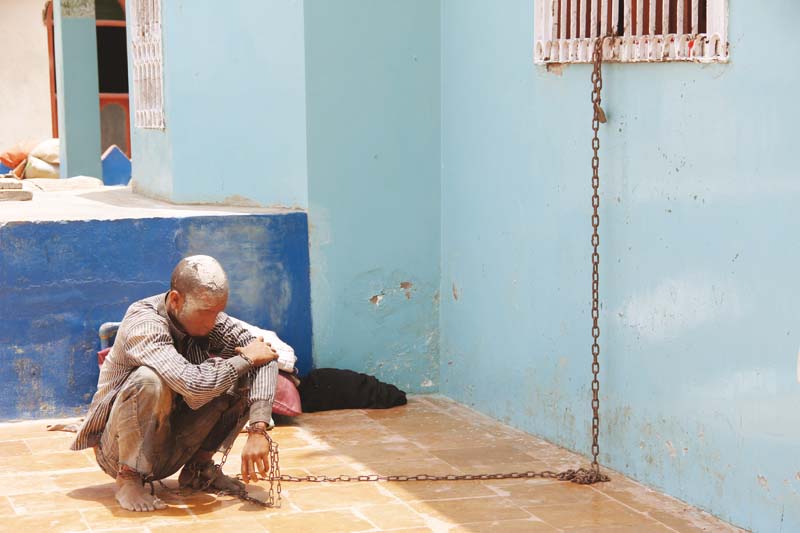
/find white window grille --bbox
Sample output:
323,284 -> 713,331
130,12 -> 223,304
534,0 -> 728,64
130,0 -> 165,129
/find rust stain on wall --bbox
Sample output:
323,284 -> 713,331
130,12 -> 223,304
400,281 -> 413,299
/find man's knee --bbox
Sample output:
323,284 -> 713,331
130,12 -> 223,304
122,366 -> 174,414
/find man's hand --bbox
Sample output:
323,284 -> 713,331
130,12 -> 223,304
241,423 -> 271,483
235,337 -> 279,367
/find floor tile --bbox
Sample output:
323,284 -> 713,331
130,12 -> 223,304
0,396 -> 745,532
51,468 -> 115,490
449,517 -> 557,532
259,509 -> 373,532
287,482 -> 398,511
0,451 -> 95,473
3,510 -> 89,531
488,478 -> 614,506
80,504 -> 195,529
430,444 -> 544,470
0,473 -> 60,496
357,502 -> 427,529
149,517 -> 268,532
0,495 -> 16,516
10,485 -> 118,513
0,420 -> 80,440
410,496 -> 531,524
23,434 -> 75,454
567,525 -> 675,533
0,440 -> 30,456
385,480 -> 498,502
524,500 -> 657,529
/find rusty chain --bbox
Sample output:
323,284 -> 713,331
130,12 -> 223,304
589,35 -> 606,474
188,38 -> 612,503
167,427 -> 283,508
224,427 -> 283,508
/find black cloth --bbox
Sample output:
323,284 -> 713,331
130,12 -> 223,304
298,368 -> 407,412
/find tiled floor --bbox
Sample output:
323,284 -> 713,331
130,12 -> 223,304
0,395 -> 744,532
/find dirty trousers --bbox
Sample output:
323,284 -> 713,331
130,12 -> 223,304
94,366 -> 247,480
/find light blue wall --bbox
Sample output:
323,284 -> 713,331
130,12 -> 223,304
440,2 -> 799,532
54,1 -> 102,179
305,0 -> 441,393
129,0 -> 308,207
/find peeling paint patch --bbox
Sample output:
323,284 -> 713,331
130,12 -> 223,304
13,358 -> 49,414
400,281 -> 413,299
665,440 -> 677,458
758,475 -> 769,489
370,293 -> 384,306
617,274 -> 742,341
421,379 -> 434,388
452,283 -> 459,301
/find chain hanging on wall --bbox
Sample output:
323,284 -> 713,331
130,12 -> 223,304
212,37 -> 613,509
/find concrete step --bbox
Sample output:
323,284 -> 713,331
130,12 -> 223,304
0,178 -> 23,190
0,189 -> 32,201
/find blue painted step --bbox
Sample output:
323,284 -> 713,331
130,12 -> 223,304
101,145 -> 132,186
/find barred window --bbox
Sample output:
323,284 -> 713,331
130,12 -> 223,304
129,0 -> 165,129
534,0 -> 728,64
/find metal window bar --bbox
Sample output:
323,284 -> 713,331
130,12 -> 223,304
649,0 -> 656,35
636,0 -> 643,35
571,0 -> 578,40
534,0 -> 726,63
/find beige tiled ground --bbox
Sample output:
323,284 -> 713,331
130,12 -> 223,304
0,396 -> 744,532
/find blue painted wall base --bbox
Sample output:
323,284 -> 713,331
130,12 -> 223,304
0,213 -> 312,420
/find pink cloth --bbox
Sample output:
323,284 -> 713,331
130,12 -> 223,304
273,372 -> 302,416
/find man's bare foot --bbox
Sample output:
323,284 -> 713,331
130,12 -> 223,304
179,461 -> 246,492
115,476 -> 167,512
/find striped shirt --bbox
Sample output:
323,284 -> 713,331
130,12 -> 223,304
71,293 -> 277,451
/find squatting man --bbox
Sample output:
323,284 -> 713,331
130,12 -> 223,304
71,255 -> 280,511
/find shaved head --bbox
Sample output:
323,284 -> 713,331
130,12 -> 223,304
170,255 -> 229,300
167,256 -> 230,336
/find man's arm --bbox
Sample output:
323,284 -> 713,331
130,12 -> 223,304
123,323 -> 252,410
209,313 -> 279,423
247,361 -> 278,425
240,362 -> 278,483
209,313 -> 257,358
